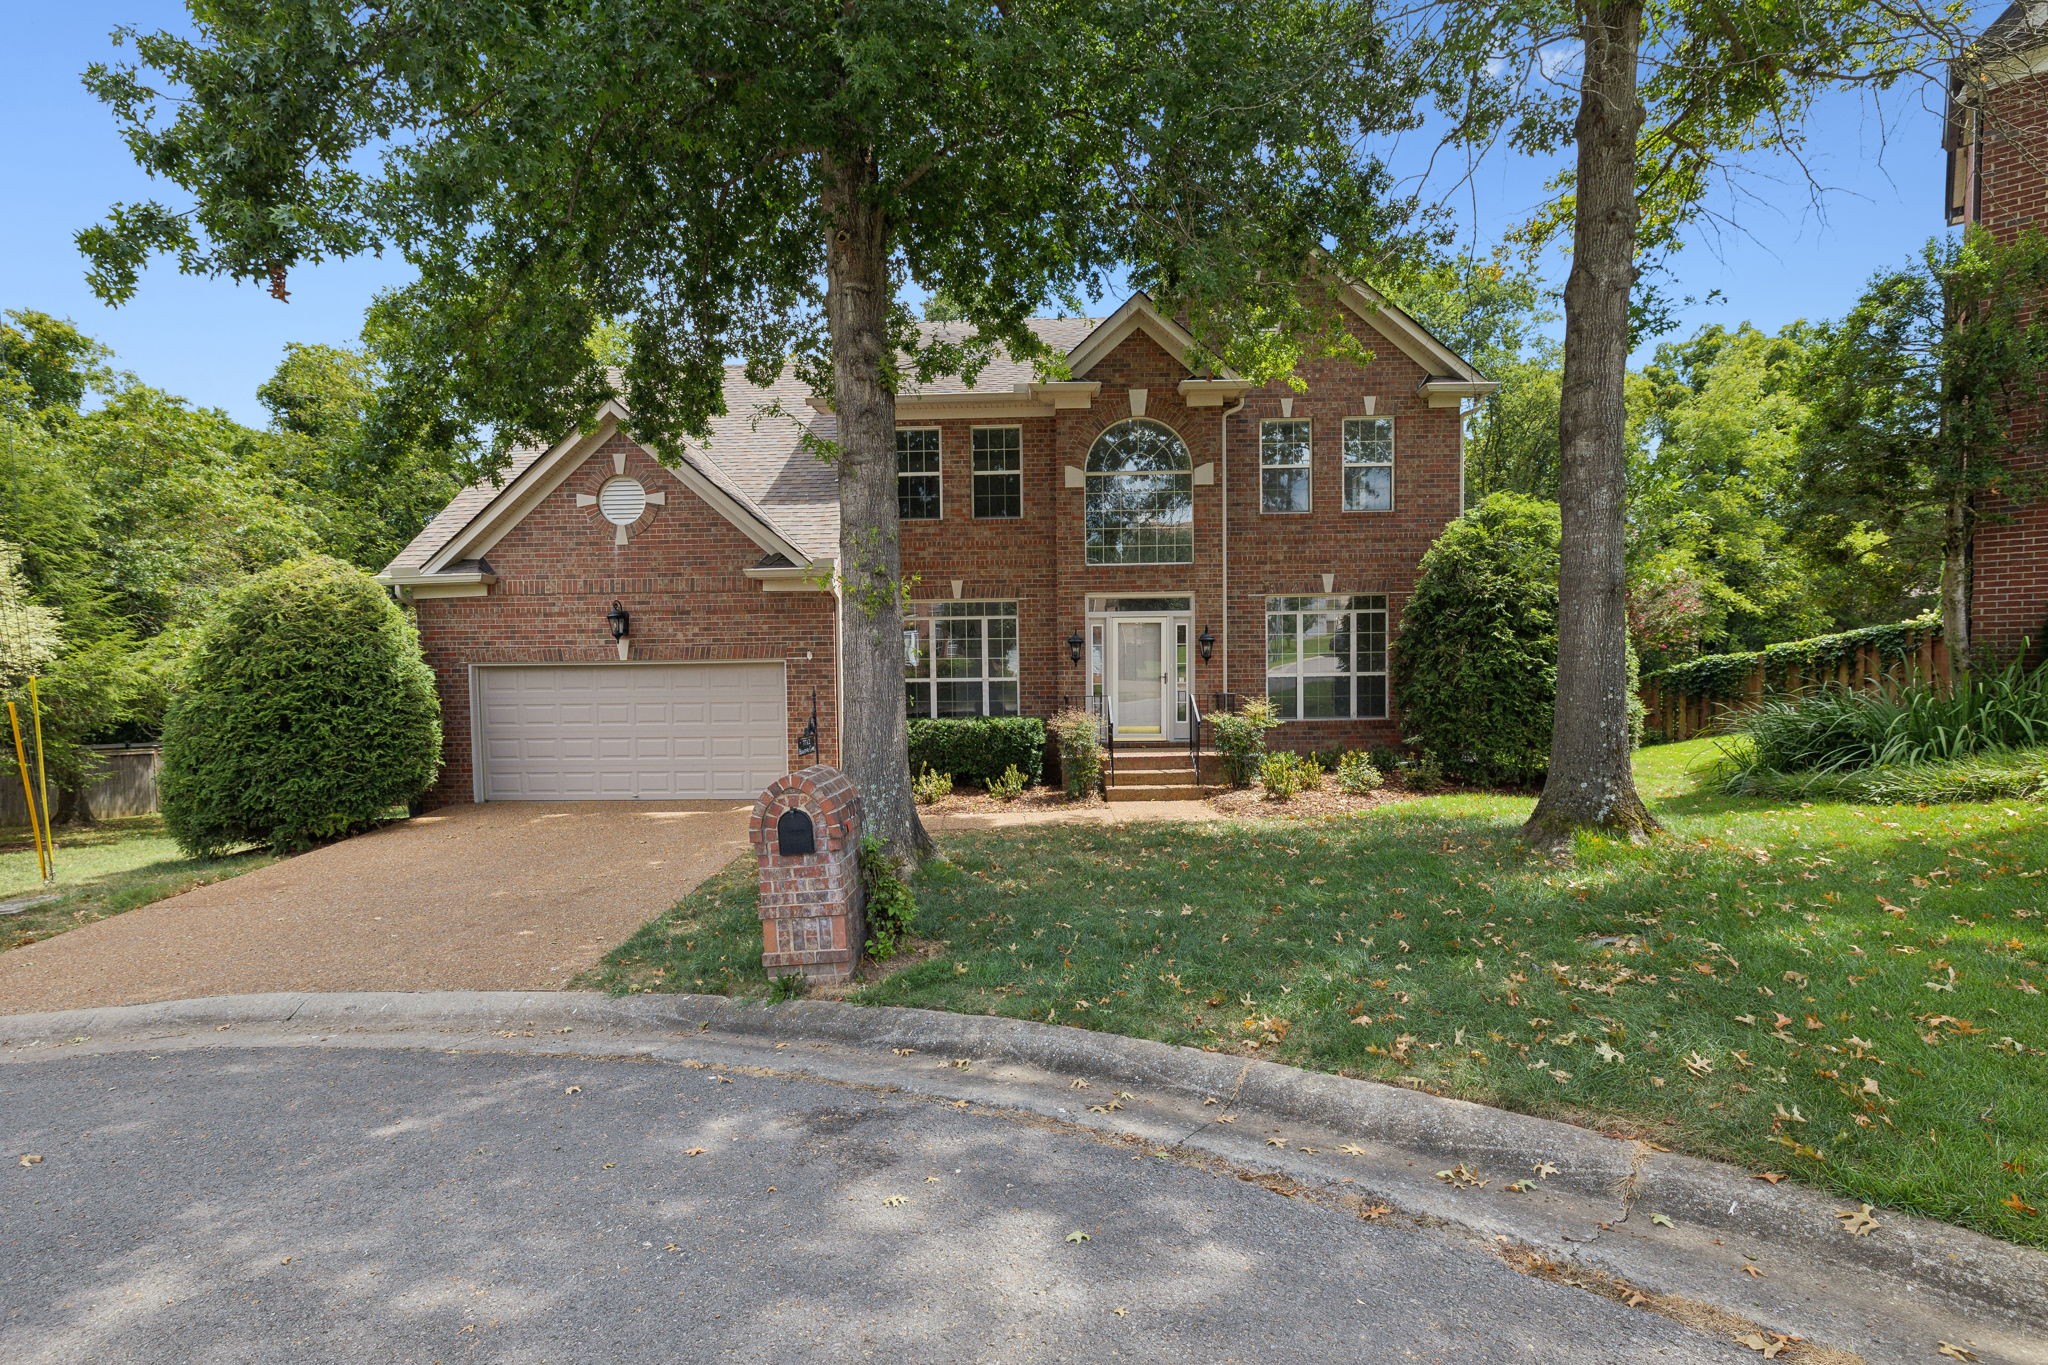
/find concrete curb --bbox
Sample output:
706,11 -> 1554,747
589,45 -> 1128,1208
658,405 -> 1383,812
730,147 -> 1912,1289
4,990 -> 2041,1363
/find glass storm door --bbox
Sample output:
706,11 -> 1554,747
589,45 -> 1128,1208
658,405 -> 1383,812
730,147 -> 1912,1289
1113,619 -> 1168,734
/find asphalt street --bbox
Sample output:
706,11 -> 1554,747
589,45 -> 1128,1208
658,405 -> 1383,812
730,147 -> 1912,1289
1,1044 -> 1753,1364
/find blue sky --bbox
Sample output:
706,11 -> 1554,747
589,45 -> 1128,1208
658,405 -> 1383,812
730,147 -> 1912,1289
2,2 -> 1978,428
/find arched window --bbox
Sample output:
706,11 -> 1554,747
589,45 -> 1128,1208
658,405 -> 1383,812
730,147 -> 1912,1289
1085,419 -> 1193,564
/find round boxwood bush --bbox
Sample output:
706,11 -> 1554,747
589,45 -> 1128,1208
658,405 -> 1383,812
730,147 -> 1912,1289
160,555 -> 442,855
1393,494 -> 1563,786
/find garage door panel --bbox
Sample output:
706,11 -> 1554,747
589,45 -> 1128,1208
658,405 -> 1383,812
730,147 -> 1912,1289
477,663 -> 787,801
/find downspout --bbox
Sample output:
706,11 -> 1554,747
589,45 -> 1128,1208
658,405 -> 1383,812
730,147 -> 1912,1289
1219,393 -> 1248,700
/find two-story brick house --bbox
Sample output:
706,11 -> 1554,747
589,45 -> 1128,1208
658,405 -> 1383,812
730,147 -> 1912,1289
1946,2 -> 2048,658
379,286 -> 1494,805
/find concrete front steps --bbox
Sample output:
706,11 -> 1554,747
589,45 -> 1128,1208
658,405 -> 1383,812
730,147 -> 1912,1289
1105,744 -> 1214,802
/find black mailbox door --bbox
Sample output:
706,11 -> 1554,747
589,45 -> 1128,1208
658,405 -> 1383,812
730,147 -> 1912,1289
776,808 -> 816,857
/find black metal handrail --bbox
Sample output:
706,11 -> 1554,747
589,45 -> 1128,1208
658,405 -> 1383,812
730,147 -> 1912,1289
1091,693 -> 1115,797
1184,688 -> 1204,790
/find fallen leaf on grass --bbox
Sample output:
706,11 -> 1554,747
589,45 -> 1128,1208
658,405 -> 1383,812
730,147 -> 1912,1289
1734,1331 -> 1797,1358
1835,1204 -> 1880,1236
1065,1230 -> 1090,1243
1752,1171 -> 1787,1184
2002,1192 -> 2039,1216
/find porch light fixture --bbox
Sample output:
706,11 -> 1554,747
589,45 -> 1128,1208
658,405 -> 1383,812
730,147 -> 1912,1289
607,600 -> 631,641
1066,630 -> 1085,665
1198,625 -> 1215,662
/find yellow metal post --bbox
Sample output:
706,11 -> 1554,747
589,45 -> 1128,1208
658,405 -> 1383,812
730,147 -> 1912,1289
7,700 -> 49,882
28,677 -> 53,879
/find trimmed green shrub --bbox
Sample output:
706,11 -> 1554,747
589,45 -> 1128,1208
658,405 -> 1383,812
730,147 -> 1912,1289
1392,494 -> 1640,785
1257,750 -> 1321,800
858,833 -> 917,959
1334,750 -> 1383,794
912,764 -> 954,805
988,763 -> 1030,802
1048,709 -> 1102,799
906,716 -> 1046,784
1211,696 -> 1279,787
159,555 -> 441,855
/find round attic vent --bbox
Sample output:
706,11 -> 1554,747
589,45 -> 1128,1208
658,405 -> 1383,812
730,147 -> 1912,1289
598,477 -> 648,526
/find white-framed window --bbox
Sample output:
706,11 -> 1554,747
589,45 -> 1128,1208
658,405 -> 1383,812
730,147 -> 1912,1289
897,427 -> 942,521
1265,594 -> 1389,720
1343,417 -> 1394,511
972,426 -> 1022,519
1085,419 -> 1193,564
1260,419 -> 1312,513
904,600 -> 1019,718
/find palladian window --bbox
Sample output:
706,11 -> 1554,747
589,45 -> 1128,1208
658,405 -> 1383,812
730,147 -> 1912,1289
1085,419 -> 1193,565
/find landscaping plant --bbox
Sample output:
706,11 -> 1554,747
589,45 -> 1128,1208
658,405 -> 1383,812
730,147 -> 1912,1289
1393,494 -> 1577,786
906,717 -> 1045,786
158,556 -> 439,856
1334,750 -> 1384,794
987,763 -> 1031,803
1048,710 -> 1102,800
911,765 -> 953,807
1210,697 -> 1279,788
857,834 -> 917,960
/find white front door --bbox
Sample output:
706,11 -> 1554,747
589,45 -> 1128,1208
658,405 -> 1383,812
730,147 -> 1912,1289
1112,619 -> 1170,735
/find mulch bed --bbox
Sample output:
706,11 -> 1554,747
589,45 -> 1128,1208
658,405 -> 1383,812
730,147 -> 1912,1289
1204,779 -> 1426,818
920,785 -> 1106,816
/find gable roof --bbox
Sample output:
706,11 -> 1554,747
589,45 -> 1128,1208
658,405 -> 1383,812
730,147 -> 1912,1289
381,293 -> 1492,585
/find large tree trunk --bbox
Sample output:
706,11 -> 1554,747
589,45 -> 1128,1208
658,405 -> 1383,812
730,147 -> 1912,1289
1524,0 -> 1660,852
1940,489 -> 1972,675
823,154 -> 934,862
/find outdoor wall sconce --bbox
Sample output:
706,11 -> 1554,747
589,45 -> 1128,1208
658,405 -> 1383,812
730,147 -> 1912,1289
1198,626 -> 1215,662
608,600 -> 631,660
1066,630 -> 1085,665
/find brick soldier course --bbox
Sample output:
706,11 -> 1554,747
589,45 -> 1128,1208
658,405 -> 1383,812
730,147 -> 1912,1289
750,766 -> 866,983
381,286 -> 1495,805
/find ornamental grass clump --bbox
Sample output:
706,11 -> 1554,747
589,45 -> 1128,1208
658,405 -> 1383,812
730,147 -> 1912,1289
1721,650 -> 2048,791
159,555 -> 440,856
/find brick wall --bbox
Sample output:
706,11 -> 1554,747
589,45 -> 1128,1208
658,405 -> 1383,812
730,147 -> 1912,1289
1965,68 -> 2048,660
412,434 -> 838,806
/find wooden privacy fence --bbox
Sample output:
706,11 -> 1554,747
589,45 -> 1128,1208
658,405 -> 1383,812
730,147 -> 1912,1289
1641,621 -> 1950,743
0,744 -> 161,826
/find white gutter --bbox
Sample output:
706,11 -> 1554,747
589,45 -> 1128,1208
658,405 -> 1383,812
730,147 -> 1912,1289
1219,392 -> 1248,699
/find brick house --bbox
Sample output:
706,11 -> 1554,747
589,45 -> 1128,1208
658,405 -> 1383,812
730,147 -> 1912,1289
1946,2 -> 2048,658
379,287 -> 1494,805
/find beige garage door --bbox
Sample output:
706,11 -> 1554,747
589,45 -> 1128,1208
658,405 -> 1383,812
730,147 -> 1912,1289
475,663 -> 788,801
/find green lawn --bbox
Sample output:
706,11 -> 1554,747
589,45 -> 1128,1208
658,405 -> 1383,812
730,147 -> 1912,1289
584,738 -> 2048,1248
0,817 -> 275,952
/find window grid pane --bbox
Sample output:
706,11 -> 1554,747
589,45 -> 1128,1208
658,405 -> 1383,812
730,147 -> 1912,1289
896,428 -> 942,520
1260,420 -> 1313,513
1263,595 -> 1390,720
1342,417 -> 1393,511
1085,419 -> 1193,564
904,602 -> 1019,719
972,427 -> 1022,519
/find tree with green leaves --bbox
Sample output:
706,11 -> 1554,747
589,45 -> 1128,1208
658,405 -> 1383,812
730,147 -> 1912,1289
1412,0 -> 1966,848
1796,227 -> 2048,673
82,0 -> 1412,861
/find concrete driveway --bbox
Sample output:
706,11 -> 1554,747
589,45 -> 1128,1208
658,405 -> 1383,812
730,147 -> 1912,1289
0,803 -> 751,1016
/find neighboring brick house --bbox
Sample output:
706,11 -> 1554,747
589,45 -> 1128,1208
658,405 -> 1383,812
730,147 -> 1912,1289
1946,2 -> 2048,658
379,287 -> 1494,805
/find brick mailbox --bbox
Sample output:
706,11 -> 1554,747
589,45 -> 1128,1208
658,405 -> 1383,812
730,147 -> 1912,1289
750,765 -> 866,983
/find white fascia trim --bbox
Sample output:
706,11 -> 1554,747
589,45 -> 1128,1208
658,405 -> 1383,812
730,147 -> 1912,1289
745,563 -> 833,593
377,569 -> 497,600
1065,294 -> 1231,381
1179,378 -> 1256,408
895,390 -> 1054,419
1338,282 -> 1491,386
1420,379 -> 1501,409
423,402 -> 809,572
1027,381 -> 1102,409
